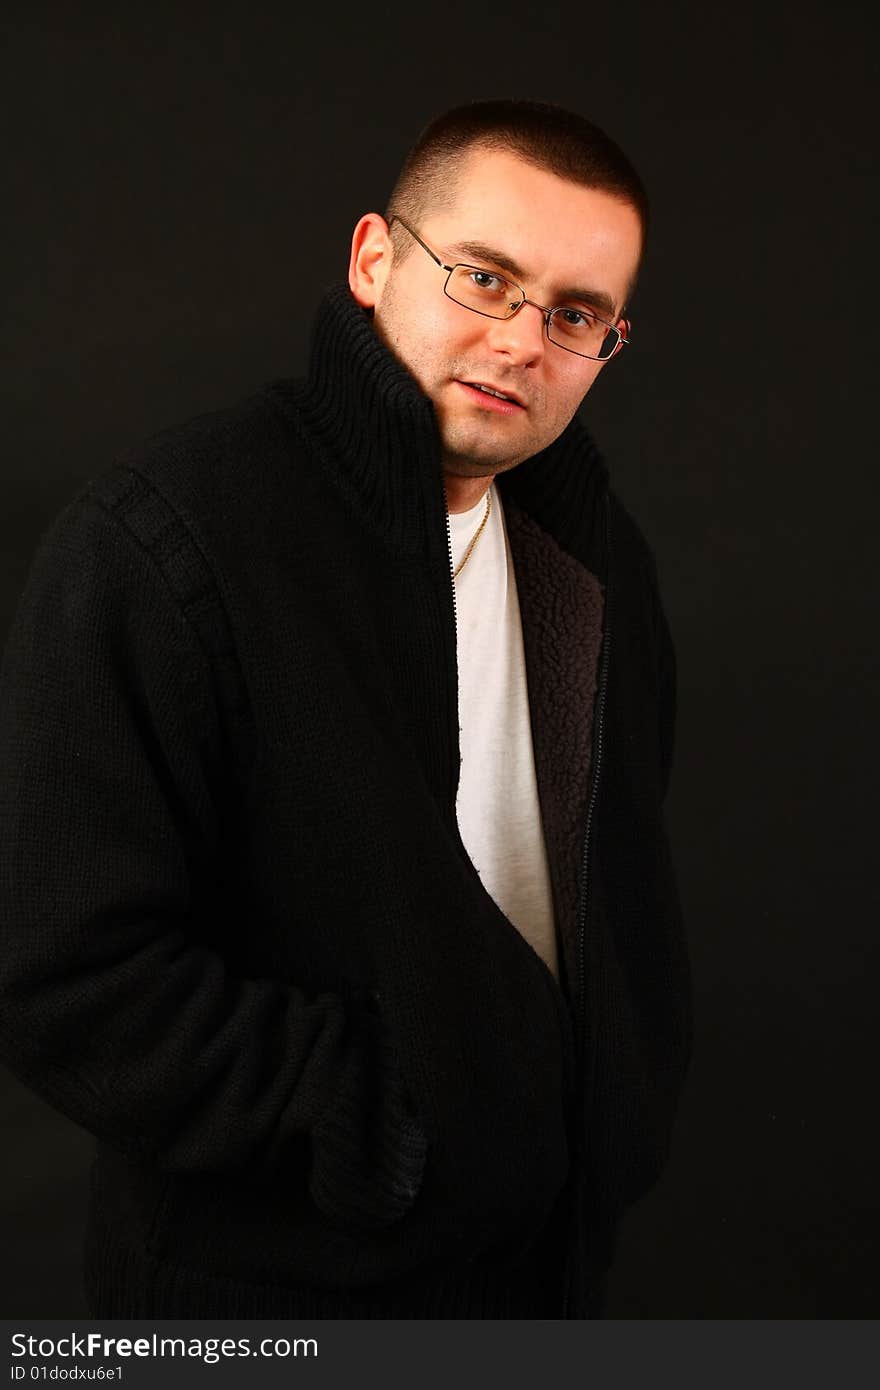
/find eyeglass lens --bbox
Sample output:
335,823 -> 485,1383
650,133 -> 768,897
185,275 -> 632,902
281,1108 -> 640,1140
445,264 -> 619,361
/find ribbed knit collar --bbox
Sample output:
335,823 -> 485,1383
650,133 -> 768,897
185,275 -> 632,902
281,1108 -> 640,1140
265,283 -> 610,572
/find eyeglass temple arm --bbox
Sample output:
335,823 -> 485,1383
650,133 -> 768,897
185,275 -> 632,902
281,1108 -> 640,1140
387,215 -> 450,269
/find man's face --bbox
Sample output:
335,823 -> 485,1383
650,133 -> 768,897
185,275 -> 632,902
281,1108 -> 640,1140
350,147 -> 643,480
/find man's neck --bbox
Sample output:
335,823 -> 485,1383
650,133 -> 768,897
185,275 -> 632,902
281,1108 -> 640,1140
444,473 -> 495,514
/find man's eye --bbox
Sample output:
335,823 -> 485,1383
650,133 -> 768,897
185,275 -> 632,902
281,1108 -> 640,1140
558,308 -> 590,327
469,270 -> 506,293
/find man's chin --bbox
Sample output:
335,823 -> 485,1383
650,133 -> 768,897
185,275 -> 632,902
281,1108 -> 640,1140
439,431 -> 531,478
441,452 -> 528,479
436,408 -> 555,475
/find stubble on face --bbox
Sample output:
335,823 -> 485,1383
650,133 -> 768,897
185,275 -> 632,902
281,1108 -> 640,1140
375,275 -> 555,481
435,358 -> 553,479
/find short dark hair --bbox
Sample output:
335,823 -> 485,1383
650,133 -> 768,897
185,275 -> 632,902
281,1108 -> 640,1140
385,99 -> 649,296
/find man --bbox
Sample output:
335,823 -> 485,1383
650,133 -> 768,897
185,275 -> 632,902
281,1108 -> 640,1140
0,100 -> 692,1319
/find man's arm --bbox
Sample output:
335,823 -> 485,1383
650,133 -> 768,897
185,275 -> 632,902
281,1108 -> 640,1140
650,558 -> 694,1089
655,579 -> 678,806
0,492 -> 425,1231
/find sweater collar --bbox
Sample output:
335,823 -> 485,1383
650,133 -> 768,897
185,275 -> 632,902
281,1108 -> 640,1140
265,283 -> 610,572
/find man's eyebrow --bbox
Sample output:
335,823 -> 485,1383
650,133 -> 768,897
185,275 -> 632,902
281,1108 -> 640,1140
445,239 -> 620,322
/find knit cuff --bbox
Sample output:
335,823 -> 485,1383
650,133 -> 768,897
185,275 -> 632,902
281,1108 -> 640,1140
308,1005 -> 428,1233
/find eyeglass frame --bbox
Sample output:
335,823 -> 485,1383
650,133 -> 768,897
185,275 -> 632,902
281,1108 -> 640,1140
387,215 -> 630,362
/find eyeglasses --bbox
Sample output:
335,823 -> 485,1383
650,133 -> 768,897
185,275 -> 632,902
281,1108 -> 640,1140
388,215 -> 629,362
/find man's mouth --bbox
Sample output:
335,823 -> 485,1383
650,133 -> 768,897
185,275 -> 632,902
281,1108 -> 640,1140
457,380 -> 526,411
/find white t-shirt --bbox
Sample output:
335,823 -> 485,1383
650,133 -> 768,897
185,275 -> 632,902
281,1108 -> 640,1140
448,483 -> 558,980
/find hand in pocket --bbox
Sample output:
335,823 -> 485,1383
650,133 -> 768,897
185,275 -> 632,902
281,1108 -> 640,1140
308,1003 -> 428,1233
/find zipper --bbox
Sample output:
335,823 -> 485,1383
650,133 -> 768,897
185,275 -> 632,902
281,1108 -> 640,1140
441,478 -> 459,637
440,478 -> 462,804
561,487 -> 613,1318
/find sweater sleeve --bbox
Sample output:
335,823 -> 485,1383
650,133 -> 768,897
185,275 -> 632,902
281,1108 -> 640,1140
649,559 -> 694,1100
655,582 -> 678,805
0,489 -> 426,1229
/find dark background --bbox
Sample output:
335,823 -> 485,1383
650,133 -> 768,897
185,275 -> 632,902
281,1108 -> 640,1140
2,2 -> 877,1318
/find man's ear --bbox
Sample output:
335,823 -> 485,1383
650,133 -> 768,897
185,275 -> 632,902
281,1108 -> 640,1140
349,213 -> 393,308
613,316 -> 631,357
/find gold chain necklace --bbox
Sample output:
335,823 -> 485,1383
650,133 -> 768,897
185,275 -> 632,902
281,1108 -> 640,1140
453,488 -> 492,579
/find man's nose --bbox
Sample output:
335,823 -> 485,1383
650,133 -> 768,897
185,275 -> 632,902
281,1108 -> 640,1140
483,301 -> 547,365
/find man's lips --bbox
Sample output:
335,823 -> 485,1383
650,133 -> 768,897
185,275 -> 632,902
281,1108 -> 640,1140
455,380 -> 527,413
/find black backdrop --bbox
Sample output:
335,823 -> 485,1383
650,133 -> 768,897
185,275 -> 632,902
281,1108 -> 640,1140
2,2 -> 877,1318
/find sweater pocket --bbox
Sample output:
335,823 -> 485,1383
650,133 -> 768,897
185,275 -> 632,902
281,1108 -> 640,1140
307,1000 -> 429,1233
375,891 -> 575,1260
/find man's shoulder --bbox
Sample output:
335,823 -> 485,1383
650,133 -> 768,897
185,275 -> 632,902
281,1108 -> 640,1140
67,380 -> 312,570
11,382 -> 307,632
100,382 -> 296,502
10,385 -> 302,689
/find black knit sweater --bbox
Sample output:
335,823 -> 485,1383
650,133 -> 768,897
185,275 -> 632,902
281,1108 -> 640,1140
0,285 -> 692,1318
